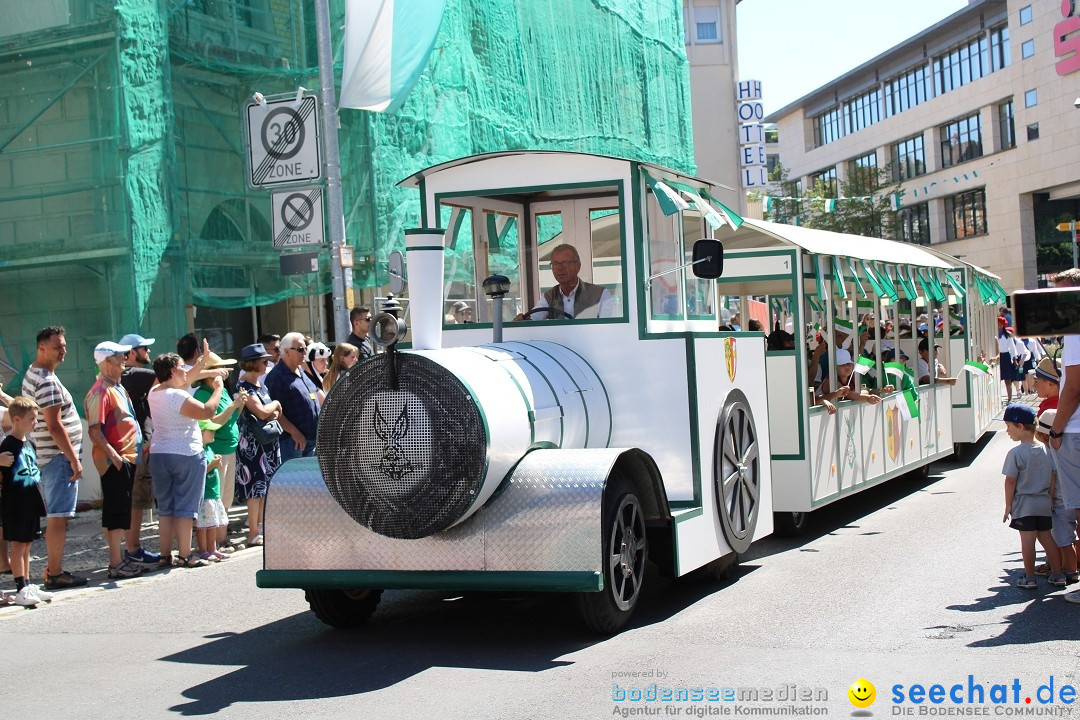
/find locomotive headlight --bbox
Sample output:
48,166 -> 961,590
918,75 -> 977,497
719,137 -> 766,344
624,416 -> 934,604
371,312 -> 407,348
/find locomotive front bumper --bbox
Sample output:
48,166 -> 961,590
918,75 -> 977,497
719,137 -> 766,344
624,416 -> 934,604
256,449 -> 632,592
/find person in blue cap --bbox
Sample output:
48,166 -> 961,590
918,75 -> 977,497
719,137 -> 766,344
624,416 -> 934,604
118,333 -> 161,567
1000,403 -> 1065,589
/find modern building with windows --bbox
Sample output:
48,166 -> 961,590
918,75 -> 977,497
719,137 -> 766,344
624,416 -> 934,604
763,0 -> 1080,290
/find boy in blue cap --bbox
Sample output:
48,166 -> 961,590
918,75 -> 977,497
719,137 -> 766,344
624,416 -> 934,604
1001,403 -> 1065,588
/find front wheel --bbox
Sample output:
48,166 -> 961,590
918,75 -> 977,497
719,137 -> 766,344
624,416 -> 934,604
576,476 -> 648,634
305,588 -> 383,629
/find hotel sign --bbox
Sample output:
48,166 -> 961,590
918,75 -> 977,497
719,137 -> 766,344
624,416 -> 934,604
736,80 -> 768,189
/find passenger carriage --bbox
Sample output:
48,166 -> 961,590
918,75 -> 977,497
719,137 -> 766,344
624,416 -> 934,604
715,220 -> 1001,534
256,150 -> 999,630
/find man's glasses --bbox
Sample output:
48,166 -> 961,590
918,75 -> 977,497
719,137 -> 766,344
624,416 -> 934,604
288,346 -> 306,354
550,260 -> 579,269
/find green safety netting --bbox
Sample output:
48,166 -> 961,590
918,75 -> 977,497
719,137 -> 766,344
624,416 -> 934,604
0,0 -> 695,393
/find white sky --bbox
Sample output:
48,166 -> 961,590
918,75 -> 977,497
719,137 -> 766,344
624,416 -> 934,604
736,0 -> 971,116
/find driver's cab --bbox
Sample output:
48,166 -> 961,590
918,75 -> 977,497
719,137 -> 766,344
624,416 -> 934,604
396,151 -> 731,344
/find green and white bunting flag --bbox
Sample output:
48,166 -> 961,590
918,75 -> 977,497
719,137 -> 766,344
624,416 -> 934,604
833,317 -> 855,336
825,198 -> 837,213
896,388 -> 920,421
854,355 -> 876,376
893,193 -> 903,210
764,196 -> 773,212
884,361 -> 912,379
960,361 -> 989,376
642,172 -> 689,215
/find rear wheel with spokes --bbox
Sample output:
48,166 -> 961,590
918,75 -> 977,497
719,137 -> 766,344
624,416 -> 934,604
714,390 -> 760,554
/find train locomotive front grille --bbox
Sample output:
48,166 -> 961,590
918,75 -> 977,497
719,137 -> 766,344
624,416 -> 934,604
316,353 -> 487,539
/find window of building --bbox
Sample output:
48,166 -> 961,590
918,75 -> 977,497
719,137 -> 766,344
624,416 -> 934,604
1021,39 -> 1035,59
945,188 -> 988,240
1027,123 -> 1040,141
1019,5 -> 1032,25
849,151 -> 878,189
810,167 -> 838,198
1025,88 -> 1038,107
694,6 -> 720,43
998,100 -> 1016,150
990,24 -> 1010,72
884,65 -> 929,117
933,34 -> 988,95
813,106 -> 844,147
844,87 -> 881,135
767,154 -> 781,176
764,125 -> 779,144
940,114 -> 983,169
896,203 -> 931,245
893,134 -> 926,181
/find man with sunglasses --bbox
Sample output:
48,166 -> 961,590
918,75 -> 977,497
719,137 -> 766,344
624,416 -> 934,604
264,331 -> 321,462
347,306 -> 375,361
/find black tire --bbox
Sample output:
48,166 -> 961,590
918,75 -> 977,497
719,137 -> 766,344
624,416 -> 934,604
714,390 -> 761,553
773,510 -> 810,537
305,588 -> 383,629
909,462 -> 932,480
576,476 -> 648,635
952,442 -> 967,462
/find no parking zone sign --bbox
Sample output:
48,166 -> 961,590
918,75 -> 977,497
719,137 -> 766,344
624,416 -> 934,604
272,188 -> 324,248
246,95 -> 321,188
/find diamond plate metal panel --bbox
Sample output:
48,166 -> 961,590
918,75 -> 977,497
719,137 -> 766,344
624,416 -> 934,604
264,449 -> 622,575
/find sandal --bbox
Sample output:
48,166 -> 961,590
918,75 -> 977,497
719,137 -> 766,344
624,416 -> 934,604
248,535 -> 264,546
1048,572 -> 1068,587
158,555 -> 175,569
212,550 -> 230,561
1034,563 -> 1051,576
177,554 -> 209,568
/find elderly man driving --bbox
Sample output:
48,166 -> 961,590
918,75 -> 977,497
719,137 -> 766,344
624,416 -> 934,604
514,244 -> 616,320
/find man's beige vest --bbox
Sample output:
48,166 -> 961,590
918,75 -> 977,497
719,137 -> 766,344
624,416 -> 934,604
543,280 -> 605,319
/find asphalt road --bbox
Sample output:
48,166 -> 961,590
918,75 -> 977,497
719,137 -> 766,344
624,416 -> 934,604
3,427 -> 1078,720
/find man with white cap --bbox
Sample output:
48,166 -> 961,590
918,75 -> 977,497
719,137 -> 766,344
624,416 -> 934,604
84,341 -> 143,578
118,333 -> 161,566
22,325 -> 87,589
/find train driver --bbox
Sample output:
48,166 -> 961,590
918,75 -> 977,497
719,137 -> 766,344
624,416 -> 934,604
514,244 -> 617,321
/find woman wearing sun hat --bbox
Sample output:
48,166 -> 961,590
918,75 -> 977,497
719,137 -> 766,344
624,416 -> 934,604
193,350 -> 242,547
234,343 -> 283,546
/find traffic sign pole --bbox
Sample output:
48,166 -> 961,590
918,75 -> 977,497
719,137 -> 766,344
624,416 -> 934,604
314,0 -> 350,343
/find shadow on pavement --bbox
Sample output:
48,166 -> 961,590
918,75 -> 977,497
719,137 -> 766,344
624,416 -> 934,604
162,563 -> 744,715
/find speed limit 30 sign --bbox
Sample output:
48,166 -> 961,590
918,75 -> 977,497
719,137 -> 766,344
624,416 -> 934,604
246,95 -> 321,188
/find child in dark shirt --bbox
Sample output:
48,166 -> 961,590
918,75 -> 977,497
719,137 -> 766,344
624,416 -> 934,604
1,397 -> 53,606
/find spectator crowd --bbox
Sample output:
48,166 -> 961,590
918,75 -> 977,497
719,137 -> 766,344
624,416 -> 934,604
0,306 -> 374,607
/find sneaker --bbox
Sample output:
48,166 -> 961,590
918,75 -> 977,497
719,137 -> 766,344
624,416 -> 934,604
43,570 -> 88,590
13,586 -> 38,607
27,584 -> 53,602
1015,575 -> 1038,589
107,561 -> 143,579
1064,589 -> 1080,604
125,548 -> 161,565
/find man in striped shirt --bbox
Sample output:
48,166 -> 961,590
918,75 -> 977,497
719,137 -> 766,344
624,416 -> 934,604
22,326 -> 88,589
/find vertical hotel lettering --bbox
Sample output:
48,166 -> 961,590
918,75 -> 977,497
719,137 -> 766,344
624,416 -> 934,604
1056,0 -> 1080,75
736,80 -> 768,189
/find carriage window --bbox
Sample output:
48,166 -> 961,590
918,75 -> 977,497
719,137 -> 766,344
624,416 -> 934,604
441,204 -> 476,322
483,209 -> 522,321
682,210 -> 714,320
646,192 -> 682,319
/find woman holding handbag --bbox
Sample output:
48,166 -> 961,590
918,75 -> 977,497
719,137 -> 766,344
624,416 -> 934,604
234,343 -> 283,546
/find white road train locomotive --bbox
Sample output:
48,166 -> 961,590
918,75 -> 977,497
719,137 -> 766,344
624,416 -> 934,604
256,151 -> 1000,633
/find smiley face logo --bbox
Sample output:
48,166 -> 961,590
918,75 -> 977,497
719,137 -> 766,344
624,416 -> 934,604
848,678 -> 876,708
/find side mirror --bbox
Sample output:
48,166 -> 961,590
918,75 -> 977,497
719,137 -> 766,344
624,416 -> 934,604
692,239 -> 723,279
388,250 -> 406,295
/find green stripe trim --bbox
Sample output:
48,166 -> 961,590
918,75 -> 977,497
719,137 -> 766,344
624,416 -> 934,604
685,337 -> 703,508
256,569 -> 603,592
405,245 -> 447,252
517,341 -> 590,447
464,347 -> 536,447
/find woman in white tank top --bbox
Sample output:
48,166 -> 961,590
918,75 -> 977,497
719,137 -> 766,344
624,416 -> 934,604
147,346 -> 242,568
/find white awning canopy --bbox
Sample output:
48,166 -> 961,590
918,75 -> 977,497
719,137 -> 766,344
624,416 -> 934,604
724,218 -> 956,270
